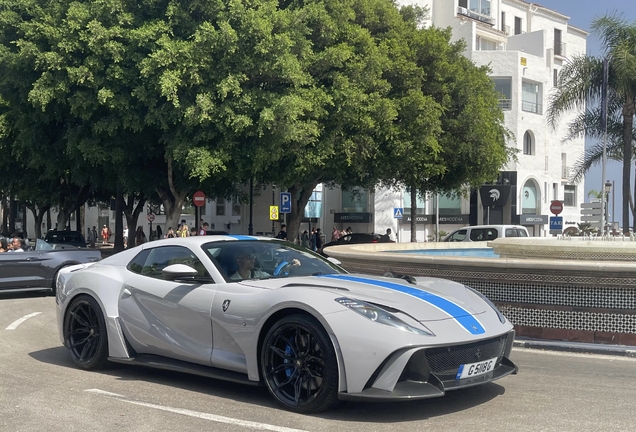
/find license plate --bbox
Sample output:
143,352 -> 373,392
456,357 -> 497,380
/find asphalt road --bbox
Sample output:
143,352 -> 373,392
1,294 -> 635,432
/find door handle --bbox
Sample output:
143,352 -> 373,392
121,288 -> 132,299
26,257 -> 41,262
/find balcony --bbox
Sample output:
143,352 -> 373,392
457,6 -> 495,26
498,99 -> 512,110
522,100 -> 542,115
554,42 -> 567,57
562,166 -> 572,180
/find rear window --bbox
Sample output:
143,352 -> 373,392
505,228 -> 528,237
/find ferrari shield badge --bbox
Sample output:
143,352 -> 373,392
222,300 -> 231,312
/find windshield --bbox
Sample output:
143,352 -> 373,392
202,240 -> 346,282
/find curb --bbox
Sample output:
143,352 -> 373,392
513,338 -> 636,358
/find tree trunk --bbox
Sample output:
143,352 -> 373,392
286,183 -> 318,244
114,188 -> 125,252
156,157 -> 190,239
410,186 -> 417,242
1,196 -> 8,234
623,98 -> 634,234
9,196 -> 16,234
122,195 -> 147,249
26,204 -> 50,240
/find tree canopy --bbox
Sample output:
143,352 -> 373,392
0,0 -> 511,243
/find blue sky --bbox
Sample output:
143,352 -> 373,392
536,1 -> 636,227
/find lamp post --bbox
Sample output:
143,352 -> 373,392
605,181 -> 612,235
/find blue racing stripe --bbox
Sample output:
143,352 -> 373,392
227,235 -> 258,240
319,274 -> 485,335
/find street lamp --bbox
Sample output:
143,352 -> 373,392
604,181 -> 612,234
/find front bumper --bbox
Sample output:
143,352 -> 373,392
339,330 -> 517,401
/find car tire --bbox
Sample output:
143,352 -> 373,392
260,314 -> 339,413
63,295 -> 109,370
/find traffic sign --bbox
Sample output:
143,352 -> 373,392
270,206 -> 279,221
393,208 -> 404,219
549,216 -> 563,234
280,192 -> 291,213
550,200 -> 563,215
193,190 -> 206,207
147,213 -> 155,222
580,202 -> 603,228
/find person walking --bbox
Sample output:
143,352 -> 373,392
135,226 -> 146,244
314,228 -> 323,253
301,230 -> 310,249
101,225 -> 110,245
88,226 -> 97,248
331,226 -> 341,242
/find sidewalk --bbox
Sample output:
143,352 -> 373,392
513,337 -> 636,358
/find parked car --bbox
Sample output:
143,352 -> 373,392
56,235 -> 517,413
0,239 -> 101,294
443,225 -> 529,242
44,230 -> 87,248
321,233 -> 390,256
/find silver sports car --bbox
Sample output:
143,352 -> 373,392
56,236 -> 517,413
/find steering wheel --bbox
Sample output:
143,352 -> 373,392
273,261 -> 292,276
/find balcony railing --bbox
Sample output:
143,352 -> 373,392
522,100 -> 543,114
457,6 -> 495,25
498,99 -> 512,110
562,166 -> 572,180
554,42 -> 567,57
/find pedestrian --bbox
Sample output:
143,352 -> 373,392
177,219 -> 190,237
123,226 -> 129,248
380,228 -> 394,243
276,224 -> 288,240
346,226 -> 353,235
88,226 -> 97,248
190,227 -> 198,237
101,225 -> 109,245
199,222 -> 208,236
310,228 -> 317,251
331,226 -> 341,242
165,227 -> 176,238
135,226 -> 146,244
156,225 -> 162,240
314,228 -> 323,252
301,230 -> 310,249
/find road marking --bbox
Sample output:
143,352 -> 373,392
85,389 -> 309,432
5,312 -> 42,330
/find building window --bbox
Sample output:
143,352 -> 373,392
232,200 -> 241,216
469,0 -> 490,16
476,36 -> 497,51
554,29 -> 563,56
432,194 -> 462,216
342,187 -> 368,212
216,198 -> 225,216
522,81 -> 542,114
492,77 -> 512,110
564,185 -> 576,207
553,69 -> 558,87
305,184 -> 323,218
501,11 -> 506,33
522,181 -> 539,214
523,131 -> 534,155
514,16 -> 522,35
403,187 -> 426,215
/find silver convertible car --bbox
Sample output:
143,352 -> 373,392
56,236 -> 517,413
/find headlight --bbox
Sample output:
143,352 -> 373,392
335,298 -> 434,336
466,286 -> 506,324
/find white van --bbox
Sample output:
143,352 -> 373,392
443,225 -> 529,242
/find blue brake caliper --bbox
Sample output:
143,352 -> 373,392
285,340 -> 293,378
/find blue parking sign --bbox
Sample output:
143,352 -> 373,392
280,192 -> 291,213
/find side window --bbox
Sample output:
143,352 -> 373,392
127,249 -> 152,274
505,228 -> 516,237
140,246 -> 210,280
470,229 -> 487,241
449,230 -> 467,242
518,229 -> 528,237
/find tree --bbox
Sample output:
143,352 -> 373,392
378,19 -> 511,241
548,14 -> 636,234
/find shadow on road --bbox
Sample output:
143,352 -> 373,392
29,346 -> 507,421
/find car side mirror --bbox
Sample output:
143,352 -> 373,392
162,264 -> 198,281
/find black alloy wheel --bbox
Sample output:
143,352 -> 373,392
63,295 -> 109,370
261,315 -> 339,413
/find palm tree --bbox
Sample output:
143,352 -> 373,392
547,14 -> 636,234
